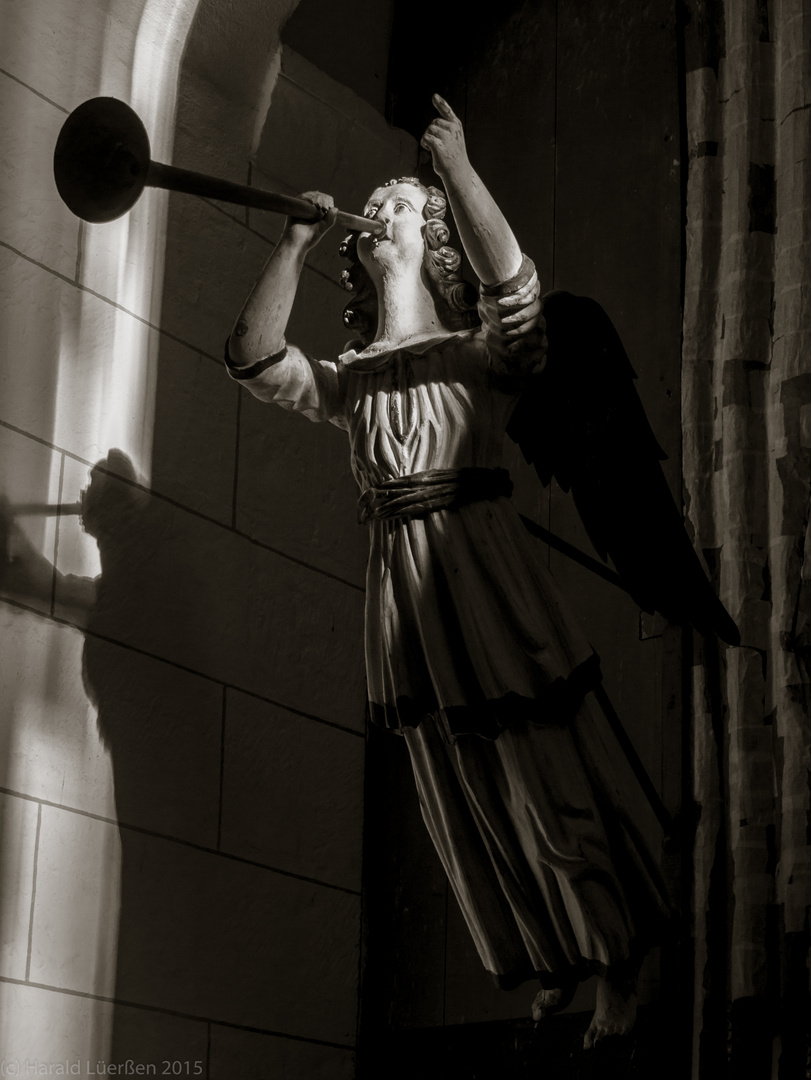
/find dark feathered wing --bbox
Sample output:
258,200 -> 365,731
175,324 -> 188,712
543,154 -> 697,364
506,290 -> 740,646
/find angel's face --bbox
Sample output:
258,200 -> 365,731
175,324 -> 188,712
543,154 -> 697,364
357,183 -> 428,278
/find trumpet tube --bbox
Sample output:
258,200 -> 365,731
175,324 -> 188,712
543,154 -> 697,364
146,161 -> 381,235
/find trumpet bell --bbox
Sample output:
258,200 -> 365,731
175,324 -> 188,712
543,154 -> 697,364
53,97 -> 151,223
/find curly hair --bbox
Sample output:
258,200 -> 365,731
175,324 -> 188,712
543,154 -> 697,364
339,177 -> 480,346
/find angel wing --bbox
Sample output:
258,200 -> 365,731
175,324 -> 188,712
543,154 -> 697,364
506,289 -> 740,646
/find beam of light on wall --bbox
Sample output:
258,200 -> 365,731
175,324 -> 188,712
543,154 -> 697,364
51,0 -> 202,525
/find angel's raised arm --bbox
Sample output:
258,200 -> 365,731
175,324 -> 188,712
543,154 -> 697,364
420,95 -> 523,288
226,193 -> 345,427
228,191 -> 336,370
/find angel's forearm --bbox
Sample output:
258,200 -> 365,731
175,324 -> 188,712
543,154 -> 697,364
228,233 -> 308,367
438,163 -> 523,288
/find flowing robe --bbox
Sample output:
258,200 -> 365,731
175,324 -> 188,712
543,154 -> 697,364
227,259 -> 671,988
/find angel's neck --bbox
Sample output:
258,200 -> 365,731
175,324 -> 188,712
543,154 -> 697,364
373,265 -> 444,348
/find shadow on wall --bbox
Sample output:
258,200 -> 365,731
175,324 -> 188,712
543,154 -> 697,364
0,450 -> 217,1065
2,450 -> 204,762
1,439 -> 364,1069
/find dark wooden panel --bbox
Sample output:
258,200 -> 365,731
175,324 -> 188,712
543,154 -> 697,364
555,0 -> 682,475
460,0 -> 558,292
551,0 -> 683,848
460,0 -> 558,536
360,724 -> 449,1038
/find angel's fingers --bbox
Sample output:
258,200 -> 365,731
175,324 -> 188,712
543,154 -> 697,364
432,93 -> 458,121
298,191 -> 335,213
501,298 -> 543,325
420,132 -> 447,155
503,320 -> 541,339
505,328 -> 547,353
496,274 -> 541,308
424,120 -> 455,140
499,289 -> 538,312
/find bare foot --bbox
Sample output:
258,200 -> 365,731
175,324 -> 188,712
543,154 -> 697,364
583,974 -> 637,1049
531,981 -> 577,1024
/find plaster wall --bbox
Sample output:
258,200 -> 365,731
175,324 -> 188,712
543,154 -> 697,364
0,0 -> 415,1073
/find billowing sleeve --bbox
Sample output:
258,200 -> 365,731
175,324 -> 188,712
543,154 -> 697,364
224,340 -> 347,430
477,255 -> 546,377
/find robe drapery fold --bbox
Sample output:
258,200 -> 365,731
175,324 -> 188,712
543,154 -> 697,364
405,700 -> 671,988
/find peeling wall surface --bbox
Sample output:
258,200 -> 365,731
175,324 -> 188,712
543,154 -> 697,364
0,0 -> 413,1073
683,0 -> 811,1073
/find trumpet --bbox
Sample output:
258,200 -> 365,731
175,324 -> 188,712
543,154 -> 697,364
53,96 -> 385,235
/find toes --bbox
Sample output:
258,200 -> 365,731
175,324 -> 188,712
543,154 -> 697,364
584,1019 -> 633,1050
531,983 -> 577,1024
583,1019 -> 603,1050
531,989 -> 560,1023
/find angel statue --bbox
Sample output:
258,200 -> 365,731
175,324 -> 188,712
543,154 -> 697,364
225,95 -> 738,1048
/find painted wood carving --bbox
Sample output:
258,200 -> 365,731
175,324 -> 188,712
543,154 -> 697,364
226,95 -> 738,1047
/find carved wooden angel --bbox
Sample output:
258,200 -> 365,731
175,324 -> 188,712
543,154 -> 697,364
225,95 -> 738,1047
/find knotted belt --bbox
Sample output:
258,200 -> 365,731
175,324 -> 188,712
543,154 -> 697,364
357,467 -> 513,524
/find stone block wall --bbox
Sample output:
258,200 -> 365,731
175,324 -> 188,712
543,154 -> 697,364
0,1 -> 414,1074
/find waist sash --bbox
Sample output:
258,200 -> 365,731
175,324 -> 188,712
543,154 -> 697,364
358,467 -> 513,524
